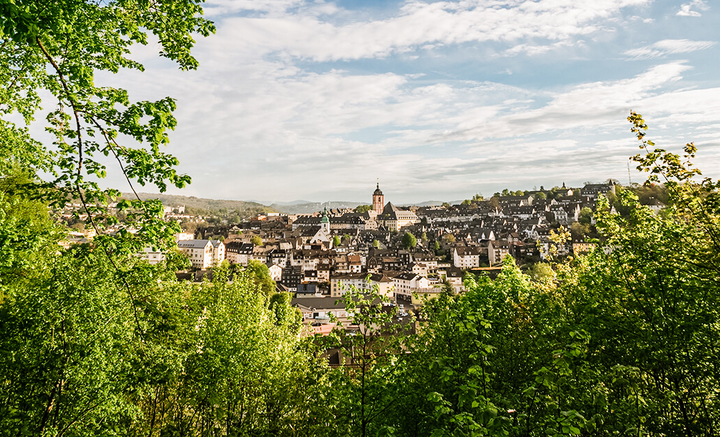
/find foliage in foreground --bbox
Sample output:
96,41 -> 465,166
0,195 -> 326,435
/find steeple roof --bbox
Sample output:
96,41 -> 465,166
373,182 -> 383,196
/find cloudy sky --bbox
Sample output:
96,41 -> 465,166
102,0 -> 720,204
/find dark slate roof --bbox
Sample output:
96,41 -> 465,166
178,239 -> 212,249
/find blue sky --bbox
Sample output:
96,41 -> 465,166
105,0 -> 720,204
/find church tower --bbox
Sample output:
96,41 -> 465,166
320,206 -> 330,233
372,182 -> 384,215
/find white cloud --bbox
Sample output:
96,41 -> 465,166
436,62 -> 693,142
504,40 -> 575,57
628,15 -> 654,23
108,54 -> 720,202
88,1 -> 720,202
677,0 -> 709,17
217,0 -> 649,62
203,0 -> 305,16
624,39 -> 716,59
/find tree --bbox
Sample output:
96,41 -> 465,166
442,233 -> 456,244
535,191 -> 547,201
0,3 -> 338,436
569,221 -> 589,240
251,235 -> 263,246
527,261 -> 554,282
269,291 -> 302,330
245,259 -> 276,296
329,283 -> 409,436
334,235 -> 342,247
578,207 -> 593,225
402,232 -> 417,249
355,205 -> 372,213
0,2 -> 217,433
1,0 -> 215,255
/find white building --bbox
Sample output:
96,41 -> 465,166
138,247 -> 165,265
453,246 -> 481,269
377,202 -> 419,231
330,272 -> 394,298
391,272 -> 431,299
268,264 -> 283,282
178,239 -> 225,269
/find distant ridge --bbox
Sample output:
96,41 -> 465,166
126,193 -> 458,215
125,193 -> 275,214
408,200 -> 446,207
269,201 -> 364,214
253,200 -> 313,206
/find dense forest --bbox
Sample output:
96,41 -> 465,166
2,1 -> 720,436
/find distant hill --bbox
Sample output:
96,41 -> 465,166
126,193 -> 457,215
410,200 -> 447,207
126,193 -> 276,215
269,201 -> 365,214
256,200 -> 313,206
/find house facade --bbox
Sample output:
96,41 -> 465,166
178,239 -> 225,269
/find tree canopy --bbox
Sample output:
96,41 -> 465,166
402,231 -> 417,249
1,0 -> 214,255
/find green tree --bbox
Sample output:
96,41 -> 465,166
329,283 -> 409,436
578,207 -> 593,225
334,235 -> 342,247
1,0 -> 215,255
569,221 -> 589,240
269,291 -> 302,330
527,261 -> 554,283
402,231 -> 417,249
245,259 -> 276,296
355,205 -> 372,213
442,233 -> 456,244
0,2 -> 338,436
251,235 -> 263,246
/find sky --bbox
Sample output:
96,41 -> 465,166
97,0 -> 720,204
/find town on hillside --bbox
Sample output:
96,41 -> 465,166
115,180 -> 657,333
